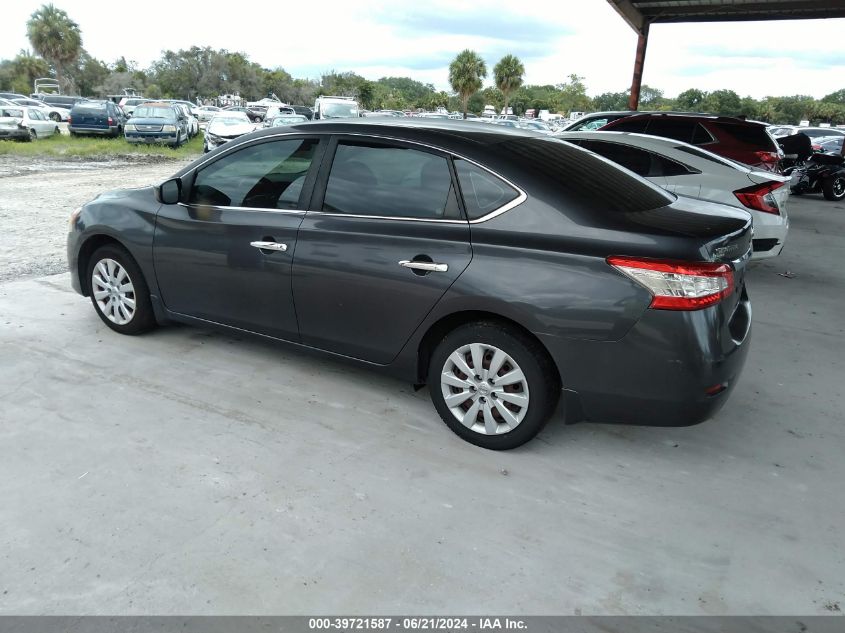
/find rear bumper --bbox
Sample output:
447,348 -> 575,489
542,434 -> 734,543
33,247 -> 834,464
69,126 -> 120,136
541,289 -> 752,427
0,129 -> 28,140
750,212 -> 789,260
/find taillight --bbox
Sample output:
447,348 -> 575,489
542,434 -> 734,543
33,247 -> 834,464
67,116 -> 72,124
607,256 -> 734,311
107,117 -> 114,125
755,150 -> 780,164
734,181 -> 784,215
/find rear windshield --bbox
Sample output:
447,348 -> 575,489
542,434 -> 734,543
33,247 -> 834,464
0,108 -> 24,118
133,106 -> 176,120
500,137 -> 673,212
717,122 -> 776,149
73,103 -> 106,113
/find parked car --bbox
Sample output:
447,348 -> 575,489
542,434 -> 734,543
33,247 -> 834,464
10,97 -> 70,121
68,100 -> 126,137
119,97 -> 151,115
262,105 -> 296,126
557,131 -> 790,259
31,93 -> 85,109
0,92 -> 28,100
268,114 -> 309,127
203,111 -> 254,152
124,103 -> 188,147
195,106 -> 221,123
313,96 -> 359,120
290,105 -> 314,120
769,125 -> 845,140
67,120 -> 753,449
168,102 -> 199,138
0,105 -> 60,140
222,105 -> 264,122
598,113 -> 783,172
813,136 -> 844,154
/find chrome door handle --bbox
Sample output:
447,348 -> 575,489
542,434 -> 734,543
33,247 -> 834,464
250,241 -> 287,252
399,260 -> 448,273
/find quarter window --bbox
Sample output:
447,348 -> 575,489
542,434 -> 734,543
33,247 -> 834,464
453,159 -> 520,220
189,138 -> 318,209
322,142 -> 460,219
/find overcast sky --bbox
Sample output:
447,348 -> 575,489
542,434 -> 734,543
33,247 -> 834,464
2,0 -> 844,99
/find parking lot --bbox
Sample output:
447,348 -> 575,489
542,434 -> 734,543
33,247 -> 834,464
0,158 -> 843,614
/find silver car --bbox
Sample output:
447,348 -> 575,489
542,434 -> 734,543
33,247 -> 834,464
557,130 -> 790,260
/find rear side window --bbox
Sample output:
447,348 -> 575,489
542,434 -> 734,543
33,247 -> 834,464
500,137 -> 673,213
190,138 -> 318,209
575,139 -> 690,178
607,118 -> 648,133
454,159 -> 520,220
323,142 -> 460,220
716,122 -> 777,149
644,119 -> 698,144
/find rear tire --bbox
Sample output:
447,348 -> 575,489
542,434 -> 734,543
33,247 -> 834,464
822,173 -> 845,201
28,129 -> 37,141
427,322 -> 560,450
87,245 -> 156,335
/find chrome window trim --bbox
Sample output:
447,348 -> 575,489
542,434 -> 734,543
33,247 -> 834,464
177,202 -> 305,215
184,129 -> 528,224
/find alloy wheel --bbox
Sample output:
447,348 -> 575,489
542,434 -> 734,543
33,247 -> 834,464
91,258 -> 136,325
440,343 -> 530,435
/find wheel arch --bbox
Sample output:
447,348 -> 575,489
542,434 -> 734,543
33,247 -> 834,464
416,310 -> 561,387
76,234 -> 132,296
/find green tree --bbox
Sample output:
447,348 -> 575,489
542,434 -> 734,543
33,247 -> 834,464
592,91 -> 628,111
493,54 -> 524,116
675,88 -> 706,111
69,50 -> 109,96
26,4 -> 82,92
822,89 -> 845,105
701,89 -> 742,116
449,49 -> 487,119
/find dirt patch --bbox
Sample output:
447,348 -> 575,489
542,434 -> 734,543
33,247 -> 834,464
0,155 -> 195,282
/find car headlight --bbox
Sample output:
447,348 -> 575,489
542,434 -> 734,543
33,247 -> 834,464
125,123 -> 136,132
162,124 -> 176,133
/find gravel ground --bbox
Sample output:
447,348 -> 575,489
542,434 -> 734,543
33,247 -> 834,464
0,155 -> 195,282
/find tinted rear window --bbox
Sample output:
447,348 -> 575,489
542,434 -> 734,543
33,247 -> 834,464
73,103 -> 106,113
716,123 -> 776,149
502,137 -> 673,212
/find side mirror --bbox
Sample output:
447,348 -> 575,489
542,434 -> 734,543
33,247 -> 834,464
156,178 -> 182,205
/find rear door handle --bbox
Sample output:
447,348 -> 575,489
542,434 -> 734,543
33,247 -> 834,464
250,241 -> 288,252
399,260 -> 448,273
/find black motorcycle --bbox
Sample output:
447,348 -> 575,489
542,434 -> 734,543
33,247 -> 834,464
778,132 -> 845,202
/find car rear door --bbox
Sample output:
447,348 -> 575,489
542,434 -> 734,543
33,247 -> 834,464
153,135 -> 325,340
291,136 -> 472,364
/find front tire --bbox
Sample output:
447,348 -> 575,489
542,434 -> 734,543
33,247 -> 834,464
428,322 -> 560,450
822,173 -> 845,201
28,129 -> 37,141
87,245 -> 156,335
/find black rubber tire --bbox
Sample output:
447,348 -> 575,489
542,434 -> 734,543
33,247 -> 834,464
28,129 -> 37,141
822,174 -> 845,201
87,245 -> 156,335
427,321 -> 560,450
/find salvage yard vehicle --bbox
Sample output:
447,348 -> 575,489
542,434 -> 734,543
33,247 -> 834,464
0,106 -> 59,140
124,102 -> 188,147
557,131 -> 790,259
67,120 -> 753,450
68,100 -> 126,137
313,95 -> 359,120
195,105 -> 221,122
599,113 -> 783,173
10,97 -> 70,121
202,111 -> 255,152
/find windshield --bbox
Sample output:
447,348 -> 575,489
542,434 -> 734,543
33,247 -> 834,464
321,102 -> 358,118
133,106 -> 176,120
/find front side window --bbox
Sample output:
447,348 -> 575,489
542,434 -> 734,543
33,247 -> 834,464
453,159 -> 520,220
322,142 -> 460,219
189,138 -> 318,209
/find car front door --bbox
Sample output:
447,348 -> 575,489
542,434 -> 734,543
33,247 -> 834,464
153,135 -> 324,340
292,137 -> 472,364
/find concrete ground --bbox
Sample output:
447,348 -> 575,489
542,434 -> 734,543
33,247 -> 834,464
0,195 -> 843,615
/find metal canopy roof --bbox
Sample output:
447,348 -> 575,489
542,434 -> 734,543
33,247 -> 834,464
608,0 -> 845,34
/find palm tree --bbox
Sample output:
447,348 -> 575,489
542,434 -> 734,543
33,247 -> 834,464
494,55 -> 525,117
449,50 -> 487,119
26,4 -> 82,92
